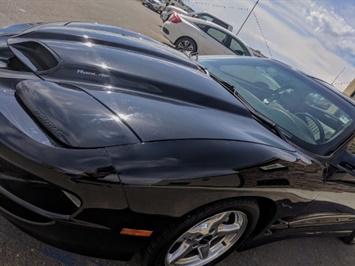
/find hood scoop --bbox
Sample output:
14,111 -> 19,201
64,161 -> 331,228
8,40 -> 61,73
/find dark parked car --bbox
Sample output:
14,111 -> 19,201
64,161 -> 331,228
0,22 -> 354,266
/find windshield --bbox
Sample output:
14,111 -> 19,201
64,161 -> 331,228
198,57 -> 354,155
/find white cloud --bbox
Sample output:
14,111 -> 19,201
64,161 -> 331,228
305,4 -> 354,54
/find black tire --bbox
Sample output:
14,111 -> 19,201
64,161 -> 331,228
141,198 -> 259,266
175,37 -> 197,54
342,231 -> 355,245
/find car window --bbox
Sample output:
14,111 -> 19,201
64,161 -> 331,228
227,38 -> 249,56
206,27 -> 228,44
244,65 -> 353,145
196,24 -> 227,44
196,14 -> 214,22
198,58 -> 354,154
207,28 -> 227,43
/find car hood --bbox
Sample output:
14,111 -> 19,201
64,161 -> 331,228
1,22 -> 294,151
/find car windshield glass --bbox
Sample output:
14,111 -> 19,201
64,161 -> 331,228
198,57 -> 354,155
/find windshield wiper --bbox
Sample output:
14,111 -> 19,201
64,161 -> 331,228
207,72 -> 236,95
207,71 -> 286,140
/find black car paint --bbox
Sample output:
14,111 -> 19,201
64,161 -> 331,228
0,22 -> 354,260
16,80 -> 139,147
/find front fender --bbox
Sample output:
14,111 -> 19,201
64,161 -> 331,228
107,139 -> 321,217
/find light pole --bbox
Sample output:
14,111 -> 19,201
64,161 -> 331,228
236,0 -> 260,36
331,67 -> 346,85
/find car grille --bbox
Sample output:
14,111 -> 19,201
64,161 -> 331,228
0,193 -> 52,224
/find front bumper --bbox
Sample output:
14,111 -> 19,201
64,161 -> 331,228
0,112 -> 174,259
1,209 -> 148,260
0,111 -> 129,214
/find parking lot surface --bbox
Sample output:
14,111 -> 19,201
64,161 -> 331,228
0,0 -> 354,265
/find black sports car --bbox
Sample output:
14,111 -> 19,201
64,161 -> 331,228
0,22 -> 354,266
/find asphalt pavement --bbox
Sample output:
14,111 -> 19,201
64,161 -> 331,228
0,0 -> 354,265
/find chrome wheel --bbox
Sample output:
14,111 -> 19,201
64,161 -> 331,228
165,211 -> 248,266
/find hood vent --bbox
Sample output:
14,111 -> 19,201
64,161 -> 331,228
9,41 -> 61,73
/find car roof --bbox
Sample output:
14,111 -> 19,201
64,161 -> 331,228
189,11 -> 233,30
180,14 -> 233,34
166,6 -> 187,13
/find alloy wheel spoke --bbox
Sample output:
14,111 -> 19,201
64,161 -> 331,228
201,211 -> 231,235
184,42 -> 193,51
168,240 -> 195,264
197,243 -> 211,260
216,222 -> 241,237
166,211 -> 248,265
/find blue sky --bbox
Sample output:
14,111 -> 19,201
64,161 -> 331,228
184,0 -> 354,91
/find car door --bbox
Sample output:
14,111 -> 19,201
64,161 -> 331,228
284,88 -> 355,231
195,24 -> 229,55
285,137 -> 355,232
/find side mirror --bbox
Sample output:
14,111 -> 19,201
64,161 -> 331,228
336,150 -> 355,176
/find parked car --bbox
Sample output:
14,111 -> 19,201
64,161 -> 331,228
160,5 -> 187,22
0,22 -> 354,266
142,0 -> 165,13
162,12 -> 252,56
166,0 -> 190,11
161,7 -> 233,31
